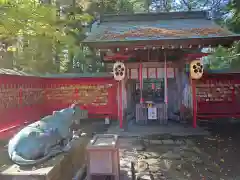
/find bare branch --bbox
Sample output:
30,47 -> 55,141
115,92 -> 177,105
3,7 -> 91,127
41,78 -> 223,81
202,0 -> 210,8
162,0 -> 171,12
180,0 -> 192,10
209,0 -> 222,10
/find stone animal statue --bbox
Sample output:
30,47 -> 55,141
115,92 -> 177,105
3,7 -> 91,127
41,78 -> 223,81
8,104 -> 88,166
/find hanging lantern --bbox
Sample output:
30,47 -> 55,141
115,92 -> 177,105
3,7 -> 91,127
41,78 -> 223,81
113,61 -> 125,81
190,60 -> 203,79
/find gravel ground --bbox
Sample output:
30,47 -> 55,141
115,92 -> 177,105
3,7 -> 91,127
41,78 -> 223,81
118,121 -> 240,180
193,122 -> 240,180
3,119 -> 240,180
119,136 -> 222,180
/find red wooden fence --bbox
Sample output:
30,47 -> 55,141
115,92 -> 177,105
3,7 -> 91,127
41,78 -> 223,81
0,74 -> 118,131
196,73 -> 240,119
2,70 -> 240,133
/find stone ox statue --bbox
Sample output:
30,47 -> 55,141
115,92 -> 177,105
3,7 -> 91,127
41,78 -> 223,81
8,104 -> 88,166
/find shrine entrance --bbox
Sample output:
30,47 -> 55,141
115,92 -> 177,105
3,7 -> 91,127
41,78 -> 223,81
125,62 -> 177,125
83,11 -> 240,128
127,78 -> 165,124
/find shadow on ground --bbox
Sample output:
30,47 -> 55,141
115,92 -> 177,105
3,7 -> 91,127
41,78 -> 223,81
193,122 -> 240,180
118,135 -> 224,180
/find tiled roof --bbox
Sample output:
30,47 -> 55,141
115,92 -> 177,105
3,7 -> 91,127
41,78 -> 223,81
84,11 -> 239,43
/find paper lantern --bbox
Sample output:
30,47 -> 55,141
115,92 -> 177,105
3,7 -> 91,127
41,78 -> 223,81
113,61 -> 125,81
190,60 -> 203,80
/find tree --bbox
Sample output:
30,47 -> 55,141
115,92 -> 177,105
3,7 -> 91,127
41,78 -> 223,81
204,45 -> 231,70
78,0 -> 144,15
172,0 -> 226,11
77,0 -> 170,14
225,0 -> 240,33
0,0 -> 92,73
206,0 -> 240,70
65,0 -> 137,73
205,42 -> 240,70
150,0 -> 173,12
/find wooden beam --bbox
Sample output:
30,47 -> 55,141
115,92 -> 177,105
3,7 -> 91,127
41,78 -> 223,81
84,36 -> 240,49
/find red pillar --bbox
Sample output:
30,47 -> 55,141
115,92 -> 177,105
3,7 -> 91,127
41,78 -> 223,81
119,81 -> 123,128
164,52 -> 168,121
139,63 -> 143,103
191,79 -> 197,128
164,55 -> 168,105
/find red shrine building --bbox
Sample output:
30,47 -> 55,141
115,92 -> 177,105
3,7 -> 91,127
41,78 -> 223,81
83,11 -> 240,128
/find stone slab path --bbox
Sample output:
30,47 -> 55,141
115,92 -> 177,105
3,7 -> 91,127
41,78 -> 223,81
119,136 -> 222,180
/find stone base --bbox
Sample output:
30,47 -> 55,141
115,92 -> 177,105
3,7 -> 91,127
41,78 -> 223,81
0,137 -> 89,180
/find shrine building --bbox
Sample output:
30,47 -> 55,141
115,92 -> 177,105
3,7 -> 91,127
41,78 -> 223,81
83,11 -> 240,128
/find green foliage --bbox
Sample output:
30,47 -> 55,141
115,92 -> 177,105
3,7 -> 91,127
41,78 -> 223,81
3,0 -> 238,73
205,46 -> 231,70
79,0 -> 147,15
0,0 -> 94,74
206,0 -> 240,71
207,42 -> 240,70
0,0 -> 57,40
226,0 -> 240,33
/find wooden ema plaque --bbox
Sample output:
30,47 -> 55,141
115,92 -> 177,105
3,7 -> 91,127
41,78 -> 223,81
86,134 -> 120,180
196,80 -> 234,102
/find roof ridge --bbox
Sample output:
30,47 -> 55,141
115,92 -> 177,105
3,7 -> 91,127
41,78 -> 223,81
100,11 -> 209,23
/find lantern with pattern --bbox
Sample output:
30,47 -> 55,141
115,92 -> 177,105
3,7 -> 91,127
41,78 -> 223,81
113,61 -> 125,81
190,60 -> 203,80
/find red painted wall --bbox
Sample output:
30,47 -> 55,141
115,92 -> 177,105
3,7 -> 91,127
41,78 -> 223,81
0,75 -> 118,131
196,73 -> 240,119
